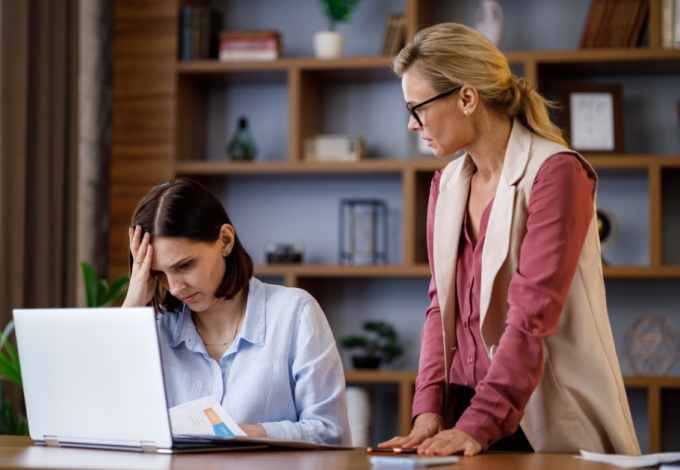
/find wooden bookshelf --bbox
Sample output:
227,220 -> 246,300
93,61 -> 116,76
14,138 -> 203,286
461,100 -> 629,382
345,370 -> 680,452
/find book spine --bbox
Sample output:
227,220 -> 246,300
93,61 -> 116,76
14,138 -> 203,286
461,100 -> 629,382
192,6 -> 202,60
219,50 -> 278,61
662,0 -> 674,48
594,0 -> 617,47
628,0 -> 649,47
200,8 -> 209,59
581,0 -> 606,48
180,6 -> 193,61
674,0 -> 680,46
209,10 -> 223,59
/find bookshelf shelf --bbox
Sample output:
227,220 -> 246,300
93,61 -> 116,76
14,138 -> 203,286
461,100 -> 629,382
175,156 -> 680,176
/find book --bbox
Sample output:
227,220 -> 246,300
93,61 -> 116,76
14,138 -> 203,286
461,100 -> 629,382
675,0 -> 680,46
180,6 -> 193,61
179,6 -> 223,60
593,0 -> 617,47
627,0 -> 649,47
662,0 -> 674,48
219,30 -> 281,62
381,14 -> 405,56
581,0 -> 608,48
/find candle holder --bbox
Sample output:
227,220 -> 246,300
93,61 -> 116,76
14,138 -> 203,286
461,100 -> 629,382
339,199 -> 387,265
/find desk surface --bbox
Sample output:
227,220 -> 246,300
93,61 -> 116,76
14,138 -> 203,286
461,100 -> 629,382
0,437 -> 619,470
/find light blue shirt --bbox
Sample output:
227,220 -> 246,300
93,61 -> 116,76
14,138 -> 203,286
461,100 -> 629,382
157,277 -> 351,445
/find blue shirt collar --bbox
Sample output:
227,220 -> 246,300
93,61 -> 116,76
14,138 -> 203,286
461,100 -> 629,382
168,277 -> 266,350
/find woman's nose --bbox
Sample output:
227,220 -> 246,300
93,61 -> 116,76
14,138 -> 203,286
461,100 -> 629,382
167,276 -> 186,297
408,114 -> 421,131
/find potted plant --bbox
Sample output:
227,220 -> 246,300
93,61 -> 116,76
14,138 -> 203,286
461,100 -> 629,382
0,320 -> 28,435
340,320 -> 403,369
314,0 -> 362,59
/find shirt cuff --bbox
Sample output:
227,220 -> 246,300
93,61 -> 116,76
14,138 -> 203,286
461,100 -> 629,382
453,405 -> 503,451
411,385 -> 445,419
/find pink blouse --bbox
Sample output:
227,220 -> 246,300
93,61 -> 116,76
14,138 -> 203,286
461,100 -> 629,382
412,153 -> 595,450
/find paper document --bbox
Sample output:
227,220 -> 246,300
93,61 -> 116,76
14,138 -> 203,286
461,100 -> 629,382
169,396 -> 246,437
579,450 -> 680,468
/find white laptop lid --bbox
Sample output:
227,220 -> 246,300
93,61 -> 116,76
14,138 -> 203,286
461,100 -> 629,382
13,307 -> 173,450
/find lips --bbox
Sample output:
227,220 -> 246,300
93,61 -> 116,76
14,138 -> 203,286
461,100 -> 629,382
182,293 -> 197,303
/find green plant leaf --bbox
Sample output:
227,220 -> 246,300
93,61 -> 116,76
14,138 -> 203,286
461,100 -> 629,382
318,0 -> 362,26
101,274 -> 129,307
81,262 -> 100,308
0,354 -> 22,387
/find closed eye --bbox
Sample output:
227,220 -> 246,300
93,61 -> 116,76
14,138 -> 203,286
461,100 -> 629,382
178,260 -> 192,270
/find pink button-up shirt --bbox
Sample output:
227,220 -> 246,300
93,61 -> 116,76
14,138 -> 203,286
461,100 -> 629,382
412,153 -> 595,450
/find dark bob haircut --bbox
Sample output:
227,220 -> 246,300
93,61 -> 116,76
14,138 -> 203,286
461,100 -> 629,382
129,178 -> 253,312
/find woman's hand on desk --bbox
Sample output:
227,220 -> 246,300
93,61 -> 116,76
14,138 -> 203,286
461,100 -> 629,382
378,412 -> 444,449
239,424 -> 267,437
122,226 -> 157,308
418,429 -> 482,457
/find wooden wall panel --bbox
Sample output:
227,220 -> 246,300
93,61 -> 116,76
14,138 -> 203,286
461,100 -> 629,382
108,0 -> 178,280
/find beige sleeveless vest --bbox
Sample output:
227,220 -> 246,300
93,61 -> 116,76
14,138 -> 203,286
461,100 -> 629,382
433,121 -> 640,455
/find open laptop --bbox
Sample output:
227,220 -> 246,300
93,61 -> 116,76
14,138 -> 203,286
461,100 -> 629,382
12,307 -> 268,453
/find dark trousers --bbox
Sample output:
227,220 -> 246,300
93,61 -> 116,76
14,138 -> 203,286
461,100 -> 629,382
449,385 -> 534,452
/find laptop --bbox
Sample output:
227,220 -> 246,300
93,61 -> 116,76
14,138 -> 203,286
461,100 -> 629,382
12,307 -> 268,454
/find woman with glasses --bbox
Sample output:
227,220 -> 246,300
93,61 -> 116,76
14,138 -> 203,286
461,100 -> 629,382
379,23 -> 640,457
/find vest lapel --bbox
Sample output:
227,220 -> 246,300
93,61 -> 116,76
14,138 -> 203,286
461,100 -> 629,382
434,155 -> 474,381
480,121 -> 532,330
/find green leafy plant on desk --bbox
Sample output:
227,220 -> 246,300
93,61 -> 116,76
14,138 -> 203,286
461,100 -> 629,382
318,0 -> 362,31
340,320 -> 404,369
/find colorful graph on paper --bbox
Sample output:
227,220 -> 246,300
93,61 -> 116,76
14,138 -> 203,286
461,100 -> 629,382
203,407 -> 235,437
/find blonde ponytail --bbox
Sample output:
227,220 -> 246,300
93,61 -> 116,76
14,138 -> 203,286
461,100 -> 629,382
393,23 -> 567,147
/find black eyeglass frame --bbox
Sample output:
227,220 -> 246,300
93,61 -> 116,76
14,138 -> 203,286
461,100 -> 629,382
406,85 -> 463,127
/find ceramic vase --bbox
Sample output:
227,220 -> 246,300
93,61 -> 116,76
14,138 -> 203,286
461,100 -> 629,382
313,31 -> 344,59
474,0 -> 504,47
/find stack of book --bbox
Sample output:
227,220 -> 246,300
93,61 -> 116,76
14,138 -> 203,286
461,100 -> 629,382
179,6 -> 223,61
381,14 -> 406,56
661,0 -> 680,48
580,0 -> 649,48
219,30 -> 281,62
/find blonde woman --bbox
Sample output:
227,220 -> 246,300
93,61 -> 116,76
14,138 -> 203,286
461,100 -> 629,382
380,23 -> 640,457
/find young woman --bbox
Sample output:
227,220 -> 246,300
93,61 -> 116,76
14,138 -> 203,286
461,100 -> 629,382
379,23 -> 640,456
122,178 -> 350,445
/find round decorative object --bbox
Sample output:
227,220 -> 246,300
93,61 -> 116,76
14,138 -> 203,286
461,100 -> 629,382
352,356 -> 381,369
474,0 -> 504,47
624,316 -> 680,376
596,206 -> 619,251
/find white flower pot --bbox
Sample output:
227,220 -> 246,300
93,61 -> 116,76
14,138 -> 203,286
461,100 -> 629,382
313,31 -> 344,59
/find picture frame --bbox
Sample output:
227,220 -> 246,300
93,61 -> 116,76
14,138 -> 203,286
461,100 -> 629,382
559,83 -> 625,154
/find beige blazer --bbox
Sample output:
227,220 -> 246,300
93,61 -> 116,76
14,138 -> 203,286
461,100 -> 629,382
433,121 -> 640,455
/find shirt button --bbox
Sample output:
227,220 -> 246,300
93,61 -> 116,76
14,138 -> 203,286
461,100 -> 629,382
467,357 -> 474,364
533,328 -> 539,334
467,281 -> 472,288
464,322 -> 468,328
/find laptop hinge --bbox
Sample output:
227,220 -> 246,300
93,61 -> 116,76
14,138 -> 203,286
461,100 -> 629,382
44,436 -> 61,447
140,441 -> 157,453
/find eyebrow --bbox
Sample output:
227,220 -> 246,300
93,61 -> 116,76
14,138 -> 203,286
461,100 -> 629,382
151,256 -> 193,275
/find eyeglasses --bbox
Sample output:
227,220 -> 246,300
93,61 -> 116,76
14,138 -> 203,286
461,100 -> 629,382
406,85 -> 463,127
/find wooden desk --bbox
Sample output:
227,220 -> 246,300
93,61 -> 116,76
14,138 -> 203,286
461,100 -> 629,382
0,436 -> 623,470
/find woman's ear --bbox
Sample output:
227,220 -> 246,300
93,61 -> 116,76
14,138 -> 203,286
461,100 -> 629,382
218,224 -> 236,257
459,85 -> 479,116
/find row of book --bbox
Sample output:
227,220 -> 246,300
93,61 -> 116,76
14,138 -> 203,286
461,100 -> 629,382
580,0 -> 649,48
661,0 -> 680,48
381,14 -> 406,56
179,6 -> 222,60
